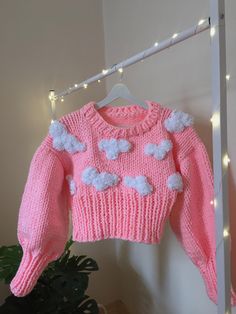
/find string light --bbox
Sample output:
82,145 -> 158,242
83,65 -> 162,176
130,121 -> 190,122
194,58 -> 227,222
154,42 -> 159,47
210,112 -> 220,128
74,84 -> 78,87
98,79 -> 101,83
210,198 -> 217,208
226,74 -> 230,81
223,229 -> 229,238
83,83 -> 88,89
223,154 -> 230,167
172,33 -> 178,39
210,26 -> 216,37
48,91 -> 55,102
51,119 -> 55,124
118,68 -> 123,73
102,69 -> 108,75
198,19 -> 206,26
60,97 -> 64,102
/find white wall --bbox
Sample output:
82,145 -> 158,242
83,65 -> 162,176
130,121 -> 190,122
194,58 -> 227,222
102,0 -> 236,313
0,0 -> 120,306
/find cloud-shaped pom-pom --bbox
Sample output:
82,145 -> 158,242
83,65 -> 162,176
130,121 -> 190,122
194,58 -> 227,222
66,175 -> 77,195
81,167 -> 99,184
164,110 -> 194,133
144,139 -> 173,160
124,175 -> 153,196
167,172 -> 183,192
49,121 -> 86,154
98,138 -> 131,160
81,166 -> 119,191
49,120 -> 67,137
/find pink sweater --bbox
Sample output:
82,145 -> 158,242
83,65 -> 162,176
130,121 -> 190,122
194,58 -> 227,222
10,100 -> 236,305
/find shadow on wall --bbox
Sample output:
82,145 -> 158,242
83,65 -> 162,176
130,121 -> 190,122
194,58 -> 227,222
113,210 -> 191,314
115,239 -> 167,314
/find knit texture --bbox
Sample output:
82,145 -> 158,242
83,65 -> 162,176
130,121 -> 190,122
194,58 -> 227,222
10,100 -> 236,305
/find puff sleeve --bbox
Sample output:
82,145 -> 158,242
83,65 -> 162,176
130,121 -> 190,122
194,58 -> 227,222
10,139 -> 70,297
166,113 -> 236,306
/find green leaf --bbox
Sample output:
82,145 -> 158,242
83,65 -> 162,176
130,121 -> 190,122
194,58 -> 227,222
77,257 -> 99,273
64,236 -> 74,252
0,294 -> 33,314
0,238 -> 100,314
77,295 -> 99,314
0,245 -> 22,284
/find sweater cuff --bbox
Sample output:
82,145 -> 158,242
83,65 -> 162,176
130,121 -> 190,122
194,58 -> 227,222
200,256 -> 236,306
10,249 -> 55,297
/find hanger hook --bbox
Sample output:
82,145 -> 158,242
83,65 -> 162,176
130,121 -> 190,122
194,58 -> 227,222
111,63 -> 124,82
119,71 -> 124,82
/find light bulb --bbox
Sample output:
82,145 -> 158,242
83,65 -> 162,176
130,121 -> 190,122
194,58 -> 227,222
83,84 -> 88,89
118,68 -> 123,73
226,74 -> 230,81
48,91 -> 55,101
210,27 -> 216,37
74,84 -> 78,87
172,33 -> 178,39
198,19 -> 205,26
98,80 -> 101,83
102,69 -> 108,75
210,112 -> 220,128
223,229 -> 229,237
210,198 -> 217,208
61,98 -> 64,102
154,42 -> 159,47
223,154 -> 230,167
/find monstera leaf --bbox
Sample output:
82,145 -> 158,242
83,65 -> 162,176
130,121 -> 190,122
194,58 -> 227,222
0,245 -> 22,284
0,237 -> 100,314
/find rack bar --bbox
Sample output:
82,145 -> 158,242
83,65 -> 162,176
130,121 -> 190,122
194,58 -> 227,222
210,0 -> 232,313
54,19 -> 210,100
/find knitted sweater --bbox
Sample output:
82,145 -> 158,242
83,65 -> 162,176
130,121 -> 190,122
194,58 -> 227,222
10,100 -> 236,305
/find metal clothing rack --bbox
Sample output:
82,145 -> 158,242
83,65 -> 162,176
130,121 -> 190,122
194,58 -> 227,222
48,1 -> 232,313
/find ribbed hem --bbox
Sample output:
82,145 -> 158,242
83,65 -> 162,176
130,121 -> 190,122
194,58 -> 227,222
200,257 -> 217,304
200,256 -> 236,306
80,100 -> 162,137
10,250 -> 53,297
72,190 -> 175,244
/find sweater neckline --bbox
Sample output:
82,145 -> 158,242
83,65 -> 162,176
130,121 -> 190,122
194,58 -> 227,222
81,100 -> 162,137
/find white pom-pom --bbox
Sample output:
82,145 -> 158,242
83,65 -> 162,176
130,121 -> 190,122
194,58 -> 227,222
124,175 -> 153,196
81,167 -> 119,191
81,167 -> 98,185
49,121 -> 66,137
167,172 -> 183,192
66,175 -> 77,195
164,110 -> 194,133
98,138 -> 131,160
49,120 -> 86,154
144,139 -> 173,160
